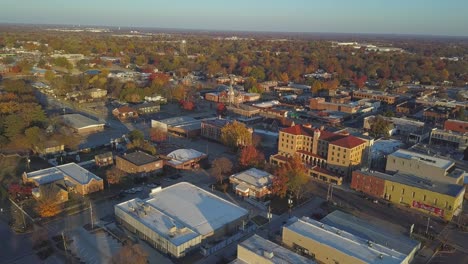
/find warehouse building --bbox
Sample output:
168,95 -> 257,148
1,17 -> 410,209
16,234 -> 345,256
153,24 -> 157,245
282,217 -> 410,264
60,114 -> 105,135
351,170 -> 465,220
232,234 -> 315,264
151,116 -> 205,138
115,182 -> 249,258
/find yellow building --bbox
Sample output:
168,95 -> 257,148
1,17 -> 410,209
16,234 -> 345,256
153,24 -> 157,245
270,124 -> 368,185
282,217 -> 411,264
353,170 -> 465,221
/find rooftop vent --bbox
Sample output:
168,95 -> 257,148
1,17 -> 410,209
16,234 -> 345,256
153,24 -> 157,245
379,254 -> 384,259
263,250 -> 274,259
367,240 -> 373,248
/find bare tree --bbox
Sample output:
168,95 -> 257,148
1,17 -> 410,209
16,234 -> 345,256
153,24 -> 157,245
211,157 -> 233,184
111,244 -> 148,264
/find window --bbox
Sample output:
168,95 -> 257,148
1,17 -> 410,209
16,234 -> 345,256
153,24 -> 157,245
412,192 -> 415,198
391,185 -> 395,191
434,198 -> 438,205
402,189 -> 405,195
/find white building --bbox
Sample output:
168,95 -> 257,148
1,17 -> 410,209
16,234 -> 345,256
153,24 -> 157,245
115,182 -> 249,258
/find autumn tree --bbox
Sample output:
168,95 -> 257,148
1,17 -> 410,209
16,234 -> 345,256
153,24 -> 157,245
272,154 -> 309,200
221,121 -> 252,149
106,167 -> 126,187
211,157 -> 233,184
238,145 -> 265,169
150,127 -> 167,142
111,244 -> 148,264
35,185 -> 63,218
369,115 -> 392,138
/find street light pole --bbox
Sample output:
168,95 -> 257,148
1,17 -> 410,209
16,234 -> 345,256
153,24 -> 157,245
90,202 -> 94,229
425,217 -> 430,235
288,194 -> 293,218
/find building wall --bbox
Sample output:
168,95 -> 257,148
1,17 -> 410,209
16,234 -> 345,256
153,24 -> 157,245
282,228 -> 366,264
116,157 -> 163,174
351,171 -> 386,198
229,178 -> 271,199
115,208 -> 202,258
76,125 -> 105,135
383,180 -> 464,221
385,155 -> 453,184
201,122 -> 223,142
353,92 -> 397,104
444,120 -> 468,133
326,143 -> 366,177
430,129 -> 468,151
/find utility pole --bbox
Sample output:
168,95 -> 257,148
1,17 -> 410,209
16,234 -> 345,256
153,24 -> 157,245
90,202 -> 94,229
425,217 -> 430,235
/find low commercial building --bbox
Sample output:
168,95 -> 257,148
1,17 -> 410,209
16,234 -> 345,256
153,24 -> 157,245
229,168 -> 274,200
352,90 -> 399,104
226,104 -> 261,118
60,114 -> 105,135
430,128 -> 468,151
282,217 -> 410,264
351,170 -> 465,220
115,182 -> 249,258
23,163 -> 104,195
87,88 -> 107,99
310,97 -> 360,114
36,140 -> 65,155
321,211 -> 421,263
116,151 -> 163,175
151,116 -> 202,138
134,102 -> 160,115
164,149 -> 207,170
233,234 -> 315,264
112,106 -> 139,121
95,152 -> 113,167
386,149 -> 465,185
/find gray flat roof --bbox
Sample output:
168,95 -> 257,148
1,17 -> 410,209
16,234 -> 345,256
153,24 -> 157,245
147,182 -> 248,236
115,198 -> 200,246
321,211 -> 420,255
284,217 -> 407,264
61,114 -> 105,130
357,170 -> 464,197
230,168 -> 273,188
238,234 -> 315,264
25,162 -> 102,185
120,151 -> 159,166
389,149 -> 454,170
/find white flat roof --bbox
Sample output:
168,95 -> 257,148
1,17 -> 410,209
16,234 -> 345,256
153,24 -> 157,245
147,182 -> 248,236
61,114 -> 105,130
115,198 -> 200,246
284,217 -> 407,264
389,149 -> 453,170
238,234 -> 315,264
230,168 -> 273,188
167,149 -> 206,165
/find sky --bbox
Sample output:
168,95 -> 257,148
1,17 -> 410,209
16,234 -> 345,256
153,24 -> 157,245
1,0 -> 468,36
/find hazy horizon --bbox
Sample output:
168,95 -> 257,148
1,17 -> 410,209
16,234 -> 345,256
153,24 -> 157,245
2,0 -> 468,37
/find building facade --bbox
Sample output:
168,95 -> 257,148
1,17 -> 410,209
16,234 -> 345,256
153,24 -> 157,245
270,124 -> 368,184
352,90 -> 398,104
430,128 -> 468,151
229,168 -> 274,200
351,170 -> 465,221
116,151 -> 163,175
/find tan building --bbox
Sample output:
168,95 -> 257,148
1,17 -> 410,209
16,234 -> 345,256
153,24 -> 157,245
386,149 -> 465,185
309,97 -> 359,114
270,124 -> 368,184
233,234 -> 314,264
61,114 -> 105,135
95,152 -> 113,167
23,163 -> 104,195
282,217 -> 411,264
352,90 -> 398,104
116,151 -> 163,175
229,168 -> 274,200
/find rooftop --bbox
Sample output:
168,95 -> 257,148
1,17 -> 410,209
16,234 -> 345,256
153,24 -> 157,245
147,182 -> 248,237
166,149 -> 206,165
284,217 -> 408,264
25,163 -> 102,185
61,114 -> 104,130
237,234 -> 315,264
357,170 -> 465,197
230,168 -> 274,188
115,198 -> 200,246
330,135 -> 366,149
321,211 -> 420,255
389,149 -> 454,170
120,151 -> 159,166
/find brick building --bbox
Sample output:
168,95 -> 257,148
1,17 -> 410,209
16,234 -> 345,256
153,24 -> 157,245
352,90 -> 398,104
116,151 -> 163,175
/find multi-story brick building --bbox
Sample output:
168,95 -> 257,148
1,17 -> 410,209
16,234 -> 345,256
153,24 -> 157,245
423,106 -> 456,122
116,151 -> 163,175
270,124 -> 368,184
352,90 -> 398,104
351,170 -> 465,221
201,118 -> 231,142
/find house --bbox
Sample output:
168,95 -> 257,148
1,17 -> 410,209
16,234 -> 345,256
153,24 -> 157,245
112,106 -> 139,121
229,168 -> 274,200
116,151 -> 163,175
95,152 -> 113,167
23,163 -> 104,195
